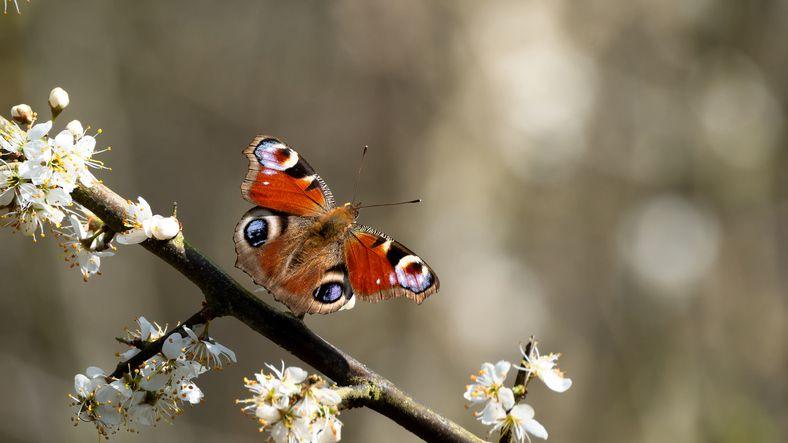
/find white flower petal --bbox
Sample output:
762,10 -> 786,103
162,333 -> 185,360
118,347 -> 141,361
284,366 -> 308,384
66,120 -> 84,137
54,130 -> 74,150
75,135 -> 96,157
85,366 -> 106,379
523,417 -> 548,440
27,121 -> 52,140
493,360 -> 511,384
479,400 -> 506,425
255,404 -> 282,424
0,188 -> 14,206
509,403 -> 535,421
115,228 -> 149,245
206,341 -> 237,362
540,369 -> 572,393
498,387 -> 515,410
74,374 -> 91,394
313,387 -> 342,406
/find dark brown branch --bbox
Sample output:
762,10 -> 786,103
72,183 -> 482,443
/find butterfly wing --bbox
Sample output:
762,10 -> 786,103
234,207 -> 354,315
241,135 -> 335,217
344,226 -> 439,303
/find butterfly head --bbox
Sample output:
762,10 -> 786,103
342,201 -> 361,221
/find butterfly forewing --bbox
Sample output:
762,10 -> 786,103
241,135 -> 335,216
345,227 -> 439,303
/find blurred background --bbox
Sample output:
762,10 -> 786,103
1,0 -> 787,441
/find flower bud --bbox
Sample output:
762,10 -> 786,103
151,216 -> 180,240
10,104 -> 34,125
48,87 -> 70,118
66,120 -> 84,138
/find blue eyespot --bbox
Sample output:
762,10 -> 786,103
313,282 -> 343,303
244,219 -> 268,247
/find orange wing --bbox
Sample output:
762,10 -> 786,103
241,135 -> 334,216
344,227 -> 439,303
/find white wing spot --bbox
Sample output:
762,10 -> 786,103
255,141 -> 300,171
395,255 -> 432,293
375,278 -> 381,285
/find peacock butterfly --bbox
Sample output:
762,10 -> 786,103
234,135 -> 439,315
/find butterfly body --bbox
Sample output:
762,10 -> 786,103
305,203 -> 358,246
235,136 -> 439,315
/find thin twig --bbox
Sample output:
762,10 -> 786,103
499,338 -> 534,443
71,183 -> 482,443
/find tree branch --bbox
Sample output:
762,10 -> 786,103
72,183 -> 482,443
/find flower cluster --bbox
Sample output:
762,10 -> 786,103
1,95 -> 104,239
464,340 -> 572,442
0,88 -> 181,279
70,317 -> 236,437
238,363 -> 344,443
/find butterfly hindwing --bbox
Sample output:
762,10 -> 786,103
234,207 -> 354,315
344,227 -> 439,303
241,135 -> 335,217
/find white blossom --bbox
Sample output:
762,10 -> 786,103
464,360 -> 514,414
182,325 -> 237,369
127,316 -> 166,342
69,367 -> 128,436
125,388 -> 181,428
114,196 -> 152,244
516,345 -> 572,393
266,361 -> 309,405
61,214 -> 114,280
488,403 -> 548,443
238,364 -> 344,442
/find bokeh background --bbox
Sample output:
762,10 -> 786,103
1,0 -> 787,442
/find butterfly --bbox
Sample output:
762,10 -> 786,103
234,135 -> 439,315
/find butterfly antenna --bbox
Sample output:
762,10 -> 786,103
351,145 -> 368,205
357,199 -> 422,209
